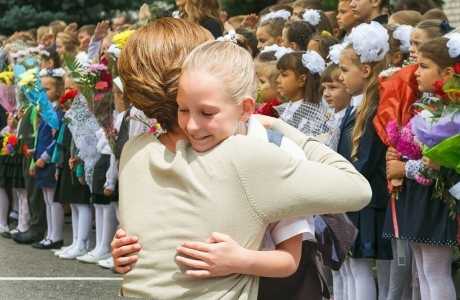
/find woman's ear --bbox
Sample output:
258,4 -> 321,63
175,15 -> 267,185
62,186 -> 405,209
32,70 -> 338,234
441,66 -> 455,82
239,98 -> 255,122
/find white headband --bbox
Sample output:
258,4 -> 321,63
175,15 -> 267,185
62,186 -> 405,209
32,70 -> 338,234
348,21 -> 390,63
260,9 -> 291,23
39,68 -> 66,78
393,25 -> 413,54
302,50 -> 326,75
328,42 -> 350,65
302,9 -> 321,27
446,32 -> 460,59
261,44 -> 294,60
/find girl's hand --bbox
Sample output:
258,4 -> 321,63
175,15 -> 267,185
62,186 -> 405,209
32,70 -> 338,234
254,115 -> 276,129
386,160 -> 405,180
422,157 -> 440,171
94,21 -> 110,42
29,167 -> 36,177
111,228 -> 142,274
241,14 -> 259,29
175,232 -> 248,278
386,147 -> 400,161
35,159 -> 46,168
69,158 -> 77,170
104,188 -> 113,197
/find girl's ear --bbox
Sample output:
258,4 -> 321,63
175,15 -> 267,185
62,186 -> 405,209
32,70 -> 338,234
441,66 -> 455,82
361,64 -> 372,79
239,98 -> 255,122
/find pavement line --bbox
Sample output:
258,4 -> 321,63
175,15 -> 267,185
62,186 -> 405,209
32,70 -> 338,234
0,277 -> 122,281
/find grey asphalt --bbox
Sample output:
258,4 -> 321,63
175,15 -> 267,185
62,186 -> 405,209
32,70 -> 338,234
0,218 -> 125,300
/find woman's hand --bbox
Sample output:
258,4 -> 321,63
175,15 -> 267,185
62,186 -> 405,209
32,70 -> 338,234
386,160 -> 405,180
175,232 -> 248,278
111,228 -> 142,274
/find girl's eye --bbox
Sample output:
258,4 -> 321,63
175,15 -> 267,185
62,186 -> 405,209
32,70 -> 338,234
178,108 -> 189,113
202,112 -> 215,117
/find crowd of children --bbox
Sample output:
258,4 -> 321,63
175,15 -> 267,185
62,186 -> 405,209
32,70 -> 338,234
0,0 -> 459,299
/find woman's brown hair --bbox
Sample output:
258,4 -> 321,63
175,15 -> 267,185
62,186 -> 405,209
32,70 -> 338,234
117,18 -> 213,132
418,37 -> 460,69
277,51 -> 322,103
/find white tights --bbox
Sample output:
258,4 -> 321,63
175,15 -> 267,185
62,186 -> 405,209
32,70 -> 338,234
346,258 -> 391,300
0,187 -> 8,228
14,188 -> 29,232
69,204 -> 92,250
90,203 -> 118,257
411,242 -> 455,300
43,188 -> 64,242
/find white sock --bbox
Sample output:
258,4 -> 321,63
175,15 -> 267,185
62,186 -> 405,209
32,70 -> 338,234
344,259 -> 355,300
332,270 -> 344,300
0,188 -> 9,227
43,188 -> 54,240
14,188 -> 29,232
51,201 -> 64,242
76,204 -> 92,250
91,204 -> 104,254
376,260 -> 391,300
93,203 -> 118,256
349,258 -> 376,300
69,204 -> 79,249
11,190 -> 19,213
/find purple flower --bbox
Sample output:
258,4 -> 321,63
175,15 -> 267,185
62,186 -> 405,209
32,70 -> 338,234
88,64 -> 108,73
411,112 -> 460,147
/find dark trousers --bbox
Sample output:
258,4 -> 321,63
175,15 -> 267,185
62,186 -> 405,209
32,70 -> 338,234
258,241 -> 329,300
23,156 -> 45,233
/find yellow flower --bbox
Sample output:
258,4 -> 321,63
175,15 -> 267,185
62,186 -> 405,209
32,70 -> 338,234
18,68 -> 37,87
0,71 -> 14,85
112,30 -> 136,49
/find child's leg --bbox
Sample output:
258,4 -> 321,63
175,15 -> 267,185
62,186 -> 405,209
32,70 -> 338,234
0,187 -> 9,229
349,258 -> 376,300
15,188 -> 30,232
43,188 -> 53,241
11,190 -> 19,215
91,204 -> 104,254
387,239 -> 412,300
94,203 -> 118,256
343,259 -> 355,300
339,263 -> 349,300
410,243 -> 429,300
76,204 -> 91,250
69,204 -> 79,249
332,270 -> 344,300
49,191 -> 63,242
421,244 -> 455,300
376,259 -> 391,300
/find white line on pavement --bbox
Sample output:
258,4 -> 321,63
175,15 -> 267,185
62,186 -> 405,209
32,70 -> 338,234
0,277 -> 122,281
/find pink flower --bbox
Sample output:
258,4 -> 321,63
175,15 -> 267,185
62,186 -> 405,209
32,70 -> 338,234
89,64 -> 108,73
95,81 -> 109,91
94,93 -> 105,101
386,120 -> 400,147
148,126 -> 157,134
415,174 -> 433,186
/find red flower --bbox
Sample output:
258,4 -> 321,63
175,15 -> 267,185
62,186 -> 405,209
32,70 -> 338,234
148,126 -> 157,134
7,135 -> 17,146
453,63 -> 460,74
95,81 -> 109,91
255,98 -> 281,117
433,80 -> 447,99
60,88 -> 78,105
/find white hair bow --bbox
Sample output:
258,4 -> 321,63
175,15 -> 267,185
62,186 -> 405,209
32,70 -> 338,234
302,9 -> 321,26
348,21 -> 390,63
260,9 -> 291,23
393,25 -> 413,54
446,32 -> 460,59
302,50 -> 326,75
39,68 -> 66,78
261,44 -> 294,60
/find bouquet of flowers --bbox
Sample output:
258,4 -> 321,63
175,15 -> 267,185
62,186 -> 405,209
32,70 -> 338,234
1,133 -> 18,156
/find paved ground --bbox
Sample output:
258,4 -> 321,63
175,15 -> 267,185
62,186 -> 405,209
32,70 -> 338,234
0,217 -> 125,300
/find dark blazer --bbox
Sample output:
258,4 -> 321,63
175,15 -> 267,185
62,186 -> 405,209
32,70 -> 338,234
337,106 -> 389,209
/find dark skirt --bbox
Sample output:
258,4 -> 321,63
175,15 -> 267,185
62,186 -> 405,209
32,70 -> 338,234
54,161 -> 91,205
347,207 -> 393,259
91,154 -> 115,205
0,154 -> 25,189
383,178 -> 457,247
258,241 -> 330,300
35,162 -> 56,189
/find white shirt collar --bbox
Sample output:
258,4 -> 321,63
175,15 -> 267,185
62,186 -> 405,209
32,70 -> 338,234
247,116 -> 269,143
351,94 -> 364,108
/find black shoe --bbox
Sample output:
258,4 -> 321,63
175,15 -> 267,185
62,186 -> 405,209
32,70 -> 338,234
1,231 -> 11,239
12,229 -> 44,244
32,239 -> 64,250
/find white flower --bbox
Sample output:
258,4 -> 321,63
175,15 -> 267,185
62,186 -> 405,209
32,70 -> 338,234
261,44 -> 294,61
379,66 -> 401,79
302,50 -> 326,75
349,21 -> 390,63
446,32 -> 460,59
260,9 -> 291,23
107,44 -> 121,58
217,31 -> 238,44
302,9 -> 321,26
328,42 -> 349,65
393,25 -> 413,53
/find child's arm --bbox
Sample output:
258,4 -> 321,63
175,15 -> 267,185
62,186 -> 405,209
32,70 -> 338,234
175,232 -> 302,278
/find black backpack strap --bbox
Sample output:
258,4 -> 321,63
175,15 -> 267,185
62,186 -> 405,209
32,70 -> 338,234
266,129 -> 283,146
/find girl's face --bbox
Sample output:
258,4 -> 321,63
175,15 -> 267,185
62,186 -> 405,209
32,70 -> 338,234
256,25 -> 277,50
322,79 -> 351,112
409,28 -> 429,61
337,1 -> 358,32
349,0 -> 373,22
55,38 -> 65,58
41,77 -> 60,102
339,48 -> 367,96
78,31 -> 91,51
177,70 -> 253,153
415,54 -> 443,93
256,64 -> 279,102
276,69 -> 305,101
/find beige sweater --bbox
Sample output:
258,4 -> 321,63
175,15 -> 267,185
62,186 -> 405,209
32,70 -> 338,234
118,120 -> 371,300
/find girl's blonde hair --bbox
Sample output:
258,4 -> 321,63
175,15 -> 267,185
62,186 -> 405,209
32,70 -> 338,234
182,41 -> 258,103
389,10 -> 422,26
184,0 -> 221,23
344,47 -> 388,160
118,18 -> 213,131
56,32 -> 79,56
